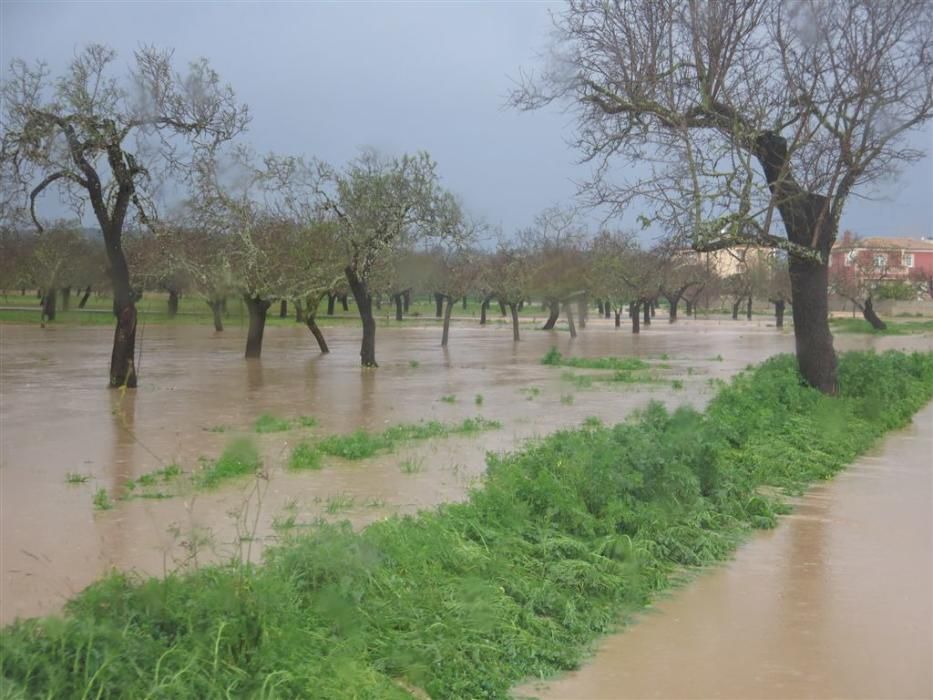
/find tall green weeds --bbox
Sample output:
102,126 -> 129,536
3,351 -> 931,699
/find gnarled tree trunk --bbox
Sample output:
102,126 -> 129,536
755,132 -> 837,393
630,301 -> 640,334
326,293 -> 336,316
394,293 -> 404,322
61,286 -> 71,311
746,297 -> 753,321
643,301 -> 650,326
279,299 -> 288,318
78,286 -> 92,309
434,292 -> 445,318
861,297 -> 887,331
541,300 -> 560,330
614,309 -> 621,327
306,314 -> 330,353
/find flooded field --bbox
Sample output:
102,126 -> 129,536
1,318 -> 931,697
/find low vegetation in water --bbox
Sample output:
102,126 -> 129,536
287,443 -> 323,471
3,351 -> 931,698
64,472 -> 90,484
254,413 -> 317,433
194,438 -> 261,489
439,394 -> 457,403
318,417 -> 501,460
561,369 -> 662,389
542,346 -> 650,371
123,463 -> 184,500
91,488 -> 113,511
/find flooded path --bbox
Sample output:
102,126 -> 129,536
517,401 -> 933,700
1,317 -> 930,653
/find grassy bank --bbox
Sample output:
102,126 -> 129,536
830,317 -> 933,335
2,351 -> 932,699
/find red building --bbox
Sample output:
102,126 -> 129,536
829,233 -> 933,284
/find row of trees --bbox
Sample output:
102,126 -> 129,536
3,0 -> 931,394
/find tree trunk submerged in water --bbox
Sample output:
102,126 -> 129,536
434,292 -> 444,318
773,299 -> 785,329
614,309 -> 621,327
168,290 -> 179,317
306,314 -> 330,353
346,266 -> 377,367
746,297 -> 753,321
509,302 -> 521,341
394,293 -> 404,322
244,295 -> 271,359
208,299 -> 224,331
441,296 -> 455,347
108,243 -> 138,389
630,301 -> 640,334
61,286 -> 71,311
564,302 -> 577,338
643,302 -> 650,326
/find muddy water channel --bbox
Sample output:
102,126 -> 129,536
2,319 -> 931,688
518,401 -> 933,700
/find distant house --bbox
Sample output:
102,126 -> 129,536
678,246 -> 775,278
829,233 -> 933,282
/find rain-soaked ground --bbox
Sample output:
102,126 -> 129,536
1,316 -> 931,697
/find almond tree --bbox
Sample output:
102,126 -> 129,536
512,0 -> 933,393
1,45 -> 248,386
315,149 -> 459,367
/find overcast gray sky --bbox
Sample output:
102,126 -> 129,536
2,0 -> 931,241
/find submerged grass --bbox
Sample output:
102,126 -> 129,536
3,351 -> 932,699
542,346 -> 650,371
287,442 -> 323,471
194,438 -> 261,489
318,417 -> 501,461
254,413 -> 318,433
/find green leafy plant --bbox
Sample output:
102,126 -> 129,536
195,438 -> 261,489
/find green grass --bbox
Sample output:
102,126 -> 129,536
318,417 -> 501,460
542,347 -> 650,371
4,351 -> 932,698
830,317 -> 933,335
440,394 -> 457,404
520,386 -> 542,400
560,393 -> 575,405
287,443 -> 323,471
671,379 -> 684,390
65,473 -> 90,484
195,439 -> 261,489
409,360 -> 420,368
475,394 -> 484,406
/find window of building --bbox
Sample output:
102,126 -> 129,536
903,252 -> 914,268
873,254 -> 887,269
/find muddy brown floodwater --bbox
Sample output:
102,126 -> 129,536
1,317 -> 931,698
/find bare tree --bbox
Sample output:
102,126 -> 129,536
1,45 -> 248,386
512,0 -> 933,393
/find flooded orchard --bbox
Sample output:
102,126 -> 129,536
2,318 -> 932,699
